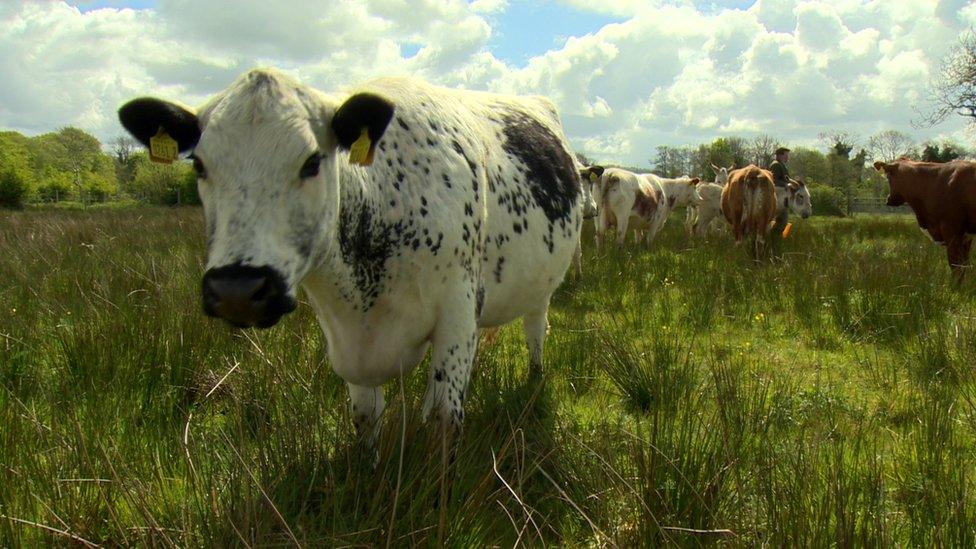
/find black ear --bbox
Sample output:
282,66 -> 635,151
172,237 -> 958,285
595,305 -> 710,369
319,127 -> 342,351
330,93 -> 395,151
588,165 -> 605,178
118,98 -> 200,152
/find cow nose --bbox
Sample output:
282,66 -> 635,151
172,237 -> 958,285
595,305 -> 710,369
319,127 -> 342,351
201,264 -> 297,328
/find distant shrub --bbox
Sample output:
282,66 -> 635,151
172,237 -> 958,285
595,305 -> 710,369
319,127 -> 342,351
0,168 -> 30,209
808,184 -> 845,217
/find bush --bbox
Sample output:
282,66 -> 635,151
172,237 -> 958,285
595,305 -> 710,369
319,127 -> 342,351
808,183 -> 846,217
0,168 -> 30,208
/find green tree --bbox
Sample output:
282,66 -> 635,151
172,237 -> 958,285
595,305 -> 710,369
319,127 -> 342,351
0,132 -> 36,207
131,154 -> 197,205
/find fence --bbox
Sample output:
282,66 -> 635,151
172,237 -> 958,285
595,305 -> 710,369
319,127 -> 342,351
850,197 -> 912,216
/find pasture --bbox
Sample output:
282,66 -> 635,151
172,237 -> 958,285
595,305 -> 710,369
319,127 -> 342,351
2,207 -> 976,546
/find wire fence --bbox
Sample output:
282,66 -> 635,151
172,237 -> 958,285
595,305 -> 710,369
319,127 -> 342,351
849,197 -> 913,216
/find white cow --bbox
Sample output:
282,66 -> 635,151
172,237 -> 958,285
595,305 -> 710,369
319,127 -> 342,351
118,68 -> 585,444
594,168 -> 675,248
689,182 -> 726,236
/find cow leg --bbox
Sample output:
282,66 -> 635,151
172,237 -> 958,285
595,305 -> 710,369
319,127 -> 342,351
522,304 -> 549,379
348,383 -> 385,457
572,240 -> 583,277
594,214 -> 607,250
422,305 -> 479,429
947,236 -> 972,283
616,221 -> 629,247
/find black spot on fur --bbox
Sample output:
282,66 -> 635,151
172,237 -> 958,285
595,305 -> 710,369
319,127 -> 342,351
500,110 -> 578,222
337,203 -> 397,309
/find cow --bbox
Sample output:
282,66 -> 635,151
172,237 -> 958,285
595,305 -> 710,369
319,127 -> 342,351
689,181 -> 726,236
721,165 -> 777,257
875,159 -> 976,281
773,177 -> 812,230
117,68 -> 586,448
593,168 -> 676,248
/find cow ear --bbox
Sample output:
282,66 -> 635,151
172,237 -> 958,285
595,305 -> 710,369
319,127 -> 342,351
873,161 -> 887,172
690,177 -> 700,185
331,93 -> 395,166
589,165 -> 605,178
118,97 -> 200,152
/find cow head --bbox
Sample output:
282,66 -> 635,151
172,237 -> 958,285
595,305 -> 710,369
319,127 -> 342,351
711,163 -> 733,186
786,177 -> 812,219
874,161 -> 906,207
578,165 -> 604,218
118,69 -> 394,328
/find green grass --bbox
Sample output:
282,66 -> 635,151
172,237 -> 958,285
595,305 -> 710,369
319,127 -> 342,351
2,208 -> 976,546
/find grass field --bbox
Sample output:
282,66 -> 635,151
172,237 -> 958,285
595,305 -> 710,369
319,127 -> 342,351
2,207 -> 976,547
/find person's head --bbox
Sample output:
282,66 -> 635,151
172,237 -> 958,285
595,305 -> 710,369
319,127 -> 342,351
775,147 -> 790,163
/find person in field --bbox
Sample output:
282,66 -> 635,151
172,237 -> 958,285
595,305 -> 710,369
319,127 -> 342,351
770,147 -> 791,188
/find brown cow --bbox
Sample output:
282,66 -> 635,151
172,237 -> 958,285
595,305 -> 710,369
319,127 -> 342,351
875,159 -> 976,281
721,165 -> 777,258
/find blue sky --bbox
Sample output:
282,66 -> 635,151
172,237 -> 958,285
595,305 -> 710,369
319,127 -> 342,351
486,2 -> 626,64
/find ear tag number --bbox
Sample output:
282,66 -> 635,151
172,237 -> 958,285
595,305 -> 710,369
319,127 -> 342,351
349,128 -> 373,167
149,128 -> 178,164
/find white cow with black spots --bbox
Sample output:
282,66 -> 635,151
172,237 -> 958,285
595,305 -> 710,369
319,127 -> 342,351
118,68 -> 585,448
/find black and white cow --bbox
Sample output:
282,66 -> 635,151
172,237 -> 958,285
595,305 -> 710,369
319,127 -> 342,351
118,68 -> 584,442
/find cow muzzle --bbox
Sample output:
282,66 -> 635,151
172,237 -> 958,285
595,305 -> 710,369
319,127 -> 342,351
886,195 -> 904,207
201,263 -> 297,328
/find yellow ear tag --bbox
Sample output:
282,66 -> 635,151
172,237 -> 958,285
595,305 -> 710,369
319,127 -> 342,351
149,128 -> 178,165
589,172 -> 598,183
782,222 -> 793,239
348,128 -> 373,167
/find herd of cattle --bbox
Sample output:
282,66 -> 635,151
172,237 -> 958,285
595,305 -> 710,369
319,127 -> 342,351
116,69 -> 975,445
574,162 -> 812,258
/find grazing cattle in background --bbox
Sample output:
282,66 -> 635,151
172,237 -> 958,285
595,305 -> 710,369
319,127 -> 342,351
689,182 -> 726,236
721,165 -> 777,257
657,175 -> 702,235
594,168 -> 674,248
118,68 -> 585,446
773,178 -> 812,230
875,159 -> 976,281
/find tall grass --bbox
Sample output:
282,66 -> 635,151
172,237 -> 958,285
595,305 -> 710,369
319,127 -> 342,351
1,208 -> 975,545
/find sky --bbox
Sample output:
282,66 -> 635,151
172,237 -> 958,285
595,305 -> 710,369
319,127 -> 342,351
1,0 -> 974,166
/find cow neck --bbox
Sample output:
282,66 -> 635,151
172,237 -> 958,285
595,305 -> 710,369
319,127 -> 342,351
310,163 -> 396,307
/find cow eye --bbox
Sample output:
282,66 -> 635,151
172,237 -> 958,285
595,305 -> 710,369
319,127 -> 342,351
190,155 -> 207,179
300,152 -> 322,179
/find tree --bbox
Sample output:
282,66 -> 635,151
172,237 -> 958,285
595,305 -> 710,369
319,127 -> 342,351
867,130 -> 916,162
920,141 -> 969,162
131,154 -> 196,205
921,29 -> 976,129
819,131 -> 859,160
749,134 -> 779,168
653,145 -> 693,178
0,132 -> 35,207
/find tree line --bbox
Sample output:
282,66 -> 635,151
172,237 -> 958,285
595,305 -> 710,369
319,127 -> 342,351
0,128 -> 198,208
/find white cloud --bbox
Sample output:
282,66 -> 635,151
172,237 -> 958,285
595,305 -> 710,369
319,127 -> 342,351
0,0 -> 970,167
